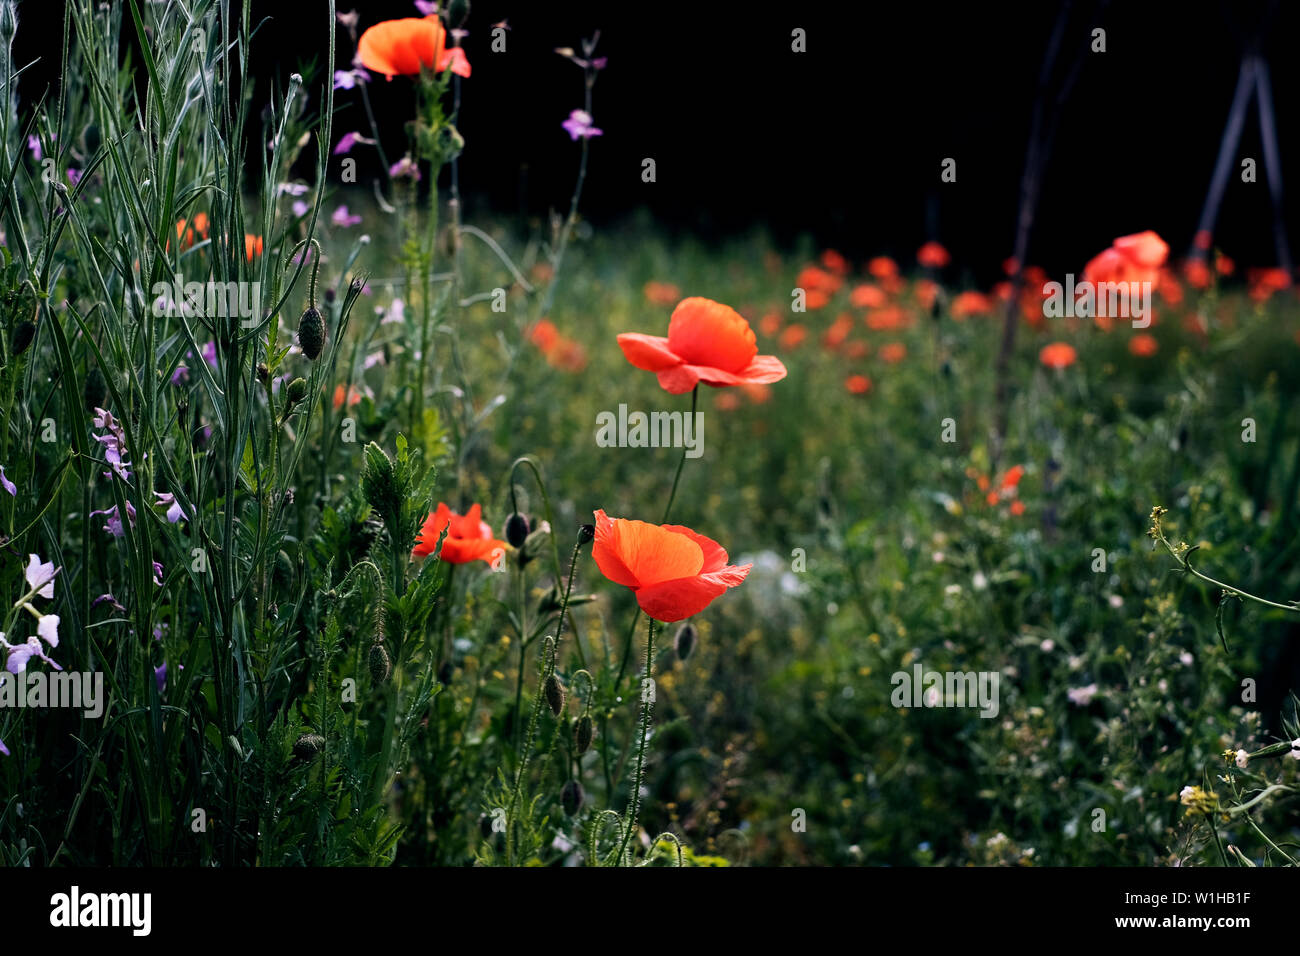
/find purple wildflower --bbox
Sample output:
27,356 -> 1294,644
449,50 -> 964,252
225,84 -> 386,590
92,593 -> 126,613
24,554 -> 57,600
332,205 -> 363,228
291,200 -> 309,218
333,69 -> 367,90
414,1 -> 439,14
2,636 -> 61,674
26,134 -> 40,161
333,131 -> 373,156
0,464 -> 15,496
171,364 -> 190,386
90,501 -> 137,537
561,110 -> 602,141
154,491 -> 186,524
202,341 -> 218,368
389,156 -> 421,182
67,168 -> 82,187
155,662 -> 168,693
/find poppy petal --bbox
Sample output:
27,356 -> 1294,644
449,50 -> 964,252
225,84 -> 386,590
591,509 -> 641,588
617,333 -> 680,372
634,574 -> 728,623
666,297 -> 759,373
661,524 -> 729,573
655,365 -> 704,394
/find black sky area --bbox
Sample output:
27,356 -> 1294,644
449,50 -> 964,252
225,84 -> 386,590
15,0 -> 1300,283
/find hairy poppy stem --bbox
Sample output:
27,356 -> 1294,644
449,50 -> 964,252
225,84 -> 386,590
613,616 -> 655,865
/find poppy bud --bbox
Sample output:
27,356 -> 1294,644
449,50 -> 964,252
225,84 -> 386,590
293,732 -> 325,761
520,521 -> 551,565
504,512 -> 530,548
256,362 -> 269,386
84,367 -> 107,412
286,377 -> 308,406
297,306 -> 325,360
369,642 -> 392,683
674,622 -> 697,661
577,524 -> 595,544
543,673 -> 565,716
324,287 -> 336,305
573,714 -> 593,754
561,779 -> 584,816
11,320 -> 34,355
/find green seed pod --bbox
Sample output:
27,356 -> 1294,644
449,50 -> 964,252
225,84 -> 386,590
11,320 -> 34,356
286,377 -> 308,406
573,714 -> 593,754
293,732 -> 325,761
297,306 -> 325,360
561,779 -> 584,816
674,622 -> 697,661
504,512 -> 529,549
83,367 -> 107,413
543,673 -> 565,716
368,642 -> 392,683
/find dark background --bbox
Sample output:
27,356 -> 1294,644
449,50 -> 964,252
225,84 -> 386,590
18,0 -> 1300,282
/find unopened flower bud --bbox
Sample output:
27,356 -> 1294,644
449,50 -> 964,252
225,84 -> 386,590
369,642 -> 392,683
577,524 -> 595,544
297,306 -> 325,360
504,512 -> 530,549
573,714 -> 593,754
561,779 -> 584,816
543,673 -> 565,716
293,732 -> 325,761
674,622 -> 697,661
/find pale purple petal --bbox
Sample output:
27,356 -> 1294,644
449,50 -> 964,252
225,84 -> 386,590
37,614 -> 59,649
0,465 -> 15,496
25,554 -> 56,599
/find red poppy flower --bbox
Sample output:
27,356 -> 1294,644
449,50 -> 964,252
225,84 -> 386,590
1129,333 -> 1158,357
917,241 -> 951,269
413,503 -> 507,565
845,373 -> 872,394
879,342 -> 907,364
867,256 -> 899,280
850,283 -> 887,308
779,323 -> 807,350
643,280 -> 681,306
244,235 -> 263,261
951,290 -> 993,319
617,296 -> 789,394
822,313 -> 853,350
820,249 -> 849,275
358,16 -> 471,80
591,510 -> 751,622
1039,342 -> 1077,369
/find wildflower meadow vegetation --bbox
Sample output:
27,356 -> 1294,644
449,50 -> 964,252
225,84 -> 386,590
0,0 -> 1299,884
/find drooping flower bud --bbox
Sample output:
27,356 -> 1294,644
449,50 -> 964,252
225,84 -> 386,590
674,622 -> 697,661
369,642 -> 392,683
577,524 -> 595,544
573,714 -> 593,754
543,673 -> 565,716
561,779 -> 584,816
504,512 -> 530,549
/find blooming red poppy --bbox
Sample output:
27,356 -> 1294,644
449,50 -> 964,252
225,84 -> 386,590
1009,500 -> 1026,516
822,314 -> 854,350
413,503 -> 507,565
591,510 -> 751,622
914,278 -> 939,311
1129,333 -> 1158,357
845,373 -> 872,394
332,383 -> 363,410
358,16 -> 471,79
951,290 -> 993,319
879,342 -> 907,364
917,241 -> 950,269
867,256 -> 899,280
643,280 -> 681,307
779,323 -> 807,350
850,283 -> 887,309
1183,259 -> 1212,289
821,249 -> 849,275
1039,342 -> 1077,369
244,235 -> 263,261
617,297 -> 788,394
